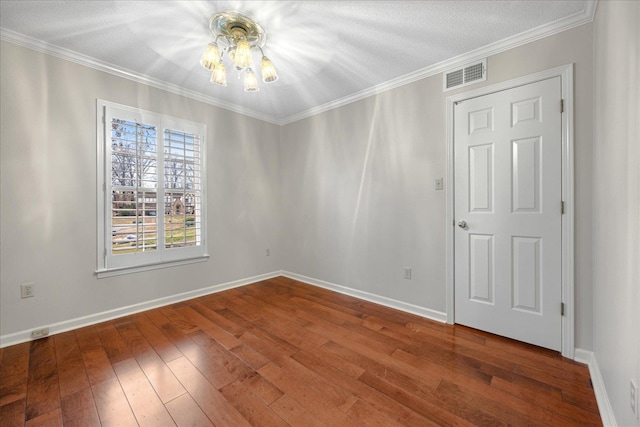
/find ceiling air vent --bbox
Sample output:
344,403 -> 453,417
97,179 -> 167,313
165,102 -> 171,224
443,59 -> 486,92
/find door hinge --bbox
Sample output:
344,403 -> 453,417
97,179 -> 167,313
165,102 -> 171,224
560,99 -> 564,113
561,302 -> 565,316
561,201 -> 565,214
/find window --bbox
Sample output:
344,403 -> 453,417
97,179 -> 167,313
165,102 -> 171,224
97,100 -> 207,276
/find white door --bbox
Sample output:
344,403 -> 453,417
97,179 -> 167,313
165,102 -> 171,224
454,77 -> 562,351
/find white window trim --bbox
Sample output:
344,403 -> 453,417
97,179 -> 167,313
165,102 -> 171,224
96,99 -> 208,277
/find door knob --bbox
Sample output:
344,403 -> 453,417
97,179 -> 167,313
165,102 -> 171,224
457,220 -> 467,229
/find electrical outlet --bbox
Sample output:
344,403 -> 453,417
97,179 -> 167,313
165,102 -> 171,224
265,248 -> 270,256
631,379 -> 638,419
21,283 -> 34,298
435,177 -> 444,190
404,267 -> 412,280
31,327 -> 49,339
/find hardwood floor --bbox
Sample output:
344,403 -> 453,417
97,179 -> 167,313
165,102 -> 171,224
0,276 -> 601,426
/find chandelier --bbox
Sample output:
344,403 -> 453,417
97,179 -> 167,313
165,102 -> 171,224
200,11 -> 278,92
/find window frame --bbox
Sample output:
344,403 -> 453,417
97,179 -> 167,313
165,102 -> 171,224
96,100 -> 208,277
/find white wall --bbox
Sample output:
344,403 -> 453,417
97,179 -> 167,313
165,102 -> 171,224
592,1 -> 640,425
280,23 -> 595,349
0,41 -> 282,340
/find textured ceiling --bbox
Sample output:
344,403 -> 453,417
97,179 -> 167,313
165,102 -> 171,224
0,1 -> 593,124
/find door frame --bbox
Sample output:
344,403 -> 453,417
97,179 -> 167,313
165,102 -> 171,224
445,64 -> 575,359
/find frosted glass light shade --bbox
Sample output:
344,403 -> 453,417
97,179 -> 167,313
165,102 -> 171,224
244,68 -> 259,92
200,43 -> 220,71
261,56 -> 278,83
210,62 -> 227,86
233,39 -> 252,69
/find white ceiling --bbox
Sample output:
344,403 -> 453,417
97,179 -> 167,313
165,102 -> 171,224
0,1 -> 595,124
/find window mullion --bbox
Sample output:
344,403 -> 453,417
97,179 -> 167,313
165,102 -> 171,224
101,105 -> 110,268
157,123 -> 166,258
135,123 -> 142,252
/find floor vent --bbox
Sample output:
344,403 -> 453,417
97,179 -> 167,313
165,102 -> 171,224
443,59 -> 487,91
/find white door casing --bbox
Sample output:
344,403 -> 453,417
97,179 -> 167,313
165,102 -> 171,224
445,65 -> 575,358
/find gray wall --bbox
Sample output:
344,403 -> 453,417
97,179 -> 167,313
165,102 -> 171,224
280,23 -> 594,349
0,41 -> 282,337
593,1 -> 640,425
1,23 -> 595,352
4,8 -> 638,422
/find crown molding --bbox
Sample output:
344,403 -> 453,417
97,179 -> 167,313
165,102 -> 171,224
1,0 -> 596,127
0,28 -> 282,125
279,0 -> 597,125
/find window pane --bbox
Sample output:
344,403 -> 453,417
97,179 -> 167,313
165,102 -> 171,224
111,119 -> 157,188
110,117 -> 158,255
111,190 -> 157,255
111,190 -> 158,254
164,129 -> 202,249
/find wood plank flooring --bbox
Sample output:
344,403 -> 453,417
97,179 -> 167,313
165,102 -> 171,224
0,276 -> 601,426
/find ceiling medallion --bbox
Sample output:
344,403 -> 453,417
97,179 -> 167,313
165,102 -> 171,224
200,11 -> 278,92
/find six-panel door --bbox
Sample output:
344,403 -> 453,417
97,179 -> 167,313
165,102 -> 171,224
454,77 -> 562,351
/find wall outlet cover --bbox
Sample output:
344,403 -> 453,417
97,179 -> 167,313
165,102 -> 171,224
31,327 -> 49,339
21,283 -> 34,298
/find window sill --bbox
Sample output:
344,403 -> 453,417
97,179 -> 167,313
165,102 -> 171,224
96,254 -> 209,278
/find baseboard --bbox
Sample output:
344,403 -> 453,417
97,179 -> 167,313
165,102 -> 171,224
1,273 -> 611,427
1,270 -> 446,347
282,271 -> 448,323
0,270 -> 283,348
574,348 -> 617,427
